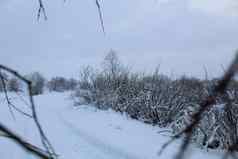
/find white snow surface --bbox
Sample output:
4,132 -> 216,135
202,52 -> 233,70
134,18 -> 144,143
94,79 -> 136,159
0,92 -> 223,159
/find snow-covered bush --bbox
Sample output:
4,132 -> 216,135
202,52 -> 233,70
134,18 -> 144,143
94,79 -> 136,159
73,51 -> 238,151
73,89 -> 94,105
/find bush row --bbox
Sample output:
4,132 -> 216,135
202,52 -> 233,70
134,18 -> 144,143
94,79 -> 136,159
73,51 -> 238,150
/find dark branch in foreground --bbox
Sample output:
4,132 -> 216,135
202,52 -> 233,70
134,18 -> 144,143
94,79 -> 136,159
0,73 -> 15,120
37,0 -> 47,20
0,64 -> 57,159
96,0 -> 105,34
0,73 -> 33,118
0,122 -> 53,159
159,51 -> 238,159
35,0 -> 106,34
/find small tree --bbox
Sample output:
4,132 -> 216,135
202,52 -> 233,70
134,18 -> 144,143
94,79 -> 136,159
103,50 -> 126,76
103,50 -> 121,78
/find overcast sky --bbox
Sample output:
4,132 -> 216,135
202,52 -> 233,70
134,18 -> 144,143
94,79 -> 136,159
0,0 -> 237,79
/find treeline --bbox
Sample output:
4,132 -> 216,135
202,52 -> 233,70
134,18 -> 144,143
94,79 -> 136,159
0,72 -> 78,95
73,50 -> 238,151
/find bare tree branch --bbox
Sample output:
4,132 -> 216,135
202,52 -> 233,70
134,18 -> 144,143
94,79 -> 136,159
0,72 -> 16,120
36,0 -> 106,34
0,64 -> 57,159
0,72 -> 33,118
0,121 -> 54,159
96,0 -> 105,34
37,0 -> 47,21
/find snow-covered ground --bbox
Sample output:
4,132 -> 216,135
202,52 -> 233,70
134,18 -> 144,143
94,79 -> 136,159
0,92 -> 222,159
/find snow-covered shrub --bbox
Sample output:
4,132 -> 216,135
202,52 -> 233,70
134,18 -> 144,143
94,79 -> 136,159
73,89 -> 94,105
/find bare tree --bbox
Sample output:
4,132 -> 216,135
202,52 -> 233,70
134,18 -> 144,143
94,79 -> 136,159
103,50 -> 123,79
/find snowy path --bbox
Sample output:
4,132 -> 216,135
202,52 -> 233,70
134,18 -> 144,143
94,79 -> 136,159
44,93 -> 142,159
0,92 -> 222,159
59,115 -> 139,159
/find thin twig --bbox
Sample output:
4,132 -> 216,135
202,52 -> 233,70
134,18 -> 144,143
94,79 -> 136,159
37,0 -> 47,21
96,0 -> 105,34
0,71 -> 32,118
0,71 -> 16,120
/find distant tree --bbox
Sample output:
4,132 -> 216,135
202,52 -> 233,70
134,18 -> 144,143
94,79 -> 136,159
47,77 -> 61,92
103,50 -> 129,91
103,49 -> 123,79
7,77 -> 22,92
67,78 -> 78,90
26,72 -> 45,95
47,77 -> 77,92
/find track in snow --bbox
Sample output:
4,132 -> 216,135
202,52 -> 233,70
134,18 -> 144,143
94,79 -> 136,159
59,115 -> 141,159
